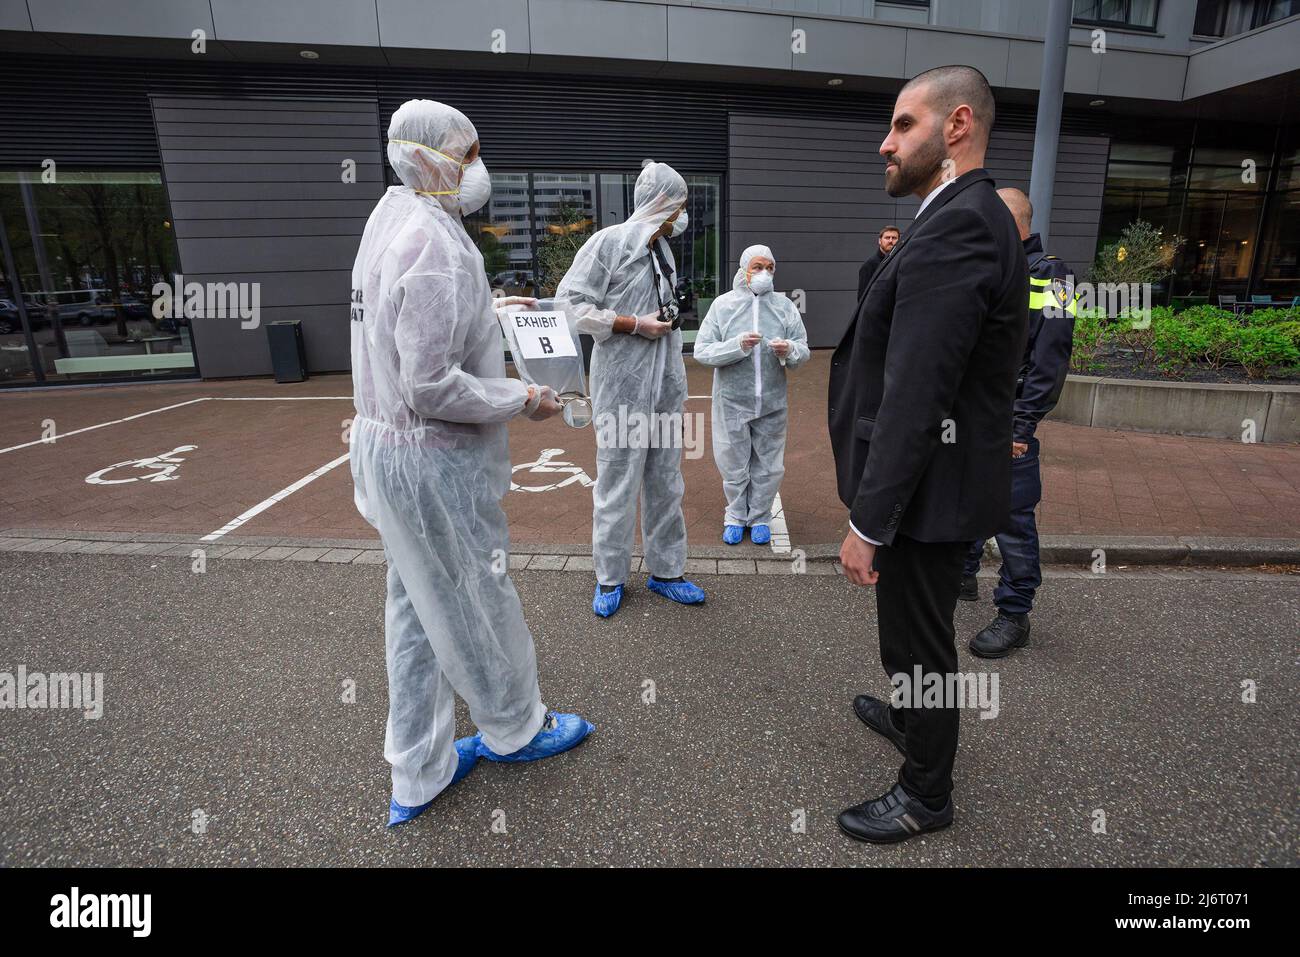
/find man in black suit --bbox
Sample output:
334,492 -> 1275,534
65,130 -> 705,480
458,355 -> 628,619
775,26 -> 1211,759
828,65 -> 1029,843
857,225 -> 900,299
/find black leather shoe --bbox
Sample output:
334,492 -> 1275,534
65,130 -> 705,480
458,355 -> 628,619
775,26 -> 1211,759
838,783 -> 953,844
969,610 -> 1030,658
852,694 -> 906,756
958,575 -> 979,601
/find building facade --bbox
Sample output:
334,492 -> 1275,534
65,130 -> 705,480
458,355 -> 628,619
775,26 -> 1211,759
0,0 -> 1297,387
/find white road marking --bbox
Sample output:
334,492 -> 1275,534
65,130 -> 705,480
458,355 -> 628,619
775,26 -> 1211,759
201,452 -> 352,542
85,445 -> 197,485
769,491 -> 791,555
0,395 -> 353,457
0,398 -> 209,455
511,448 -> 595,492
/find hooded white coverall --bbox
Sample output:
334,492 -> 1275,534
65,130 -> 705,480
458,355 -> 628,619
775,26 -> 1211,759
555,163 -> 691,587
349,99 -> 547,807
693,245 -> 810,528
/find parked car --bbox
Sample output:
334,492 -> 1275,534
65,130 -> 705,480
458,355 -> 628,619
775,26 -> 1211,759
0,299 -> 19,335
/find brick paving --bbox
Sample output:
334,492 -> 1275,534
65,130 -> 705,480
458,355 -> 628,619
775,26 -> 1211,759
1,353 -> 1298,548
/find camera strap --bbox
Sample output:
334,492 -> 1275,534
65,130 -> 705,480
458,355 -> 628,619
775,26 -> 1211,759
646,238 -> 675,313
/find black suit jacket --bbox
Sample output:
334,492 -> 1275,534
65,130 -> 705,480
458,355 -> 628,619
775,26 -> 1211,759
857,248 -> 884,299
828,169 -> 1029,545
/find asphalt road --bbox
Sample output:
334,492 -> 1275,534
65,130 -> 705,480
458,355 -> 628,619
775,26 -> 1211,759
0,552 -> 1295,867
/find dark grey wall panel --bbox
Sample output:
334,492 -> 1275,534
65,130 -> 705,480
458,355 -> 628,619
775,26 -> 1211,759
152,95 -> 383,378
729,114 -> 1108,347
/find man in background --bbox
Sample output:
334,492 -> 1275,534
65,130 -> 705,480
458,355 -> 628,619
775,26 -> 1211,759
857,225 -> 900,299
961,187 -> 1075,659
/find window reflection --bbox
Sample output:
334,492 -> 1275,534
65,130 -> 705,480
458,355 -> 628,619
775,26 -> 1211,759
533,174 -> 596,296
0,172 -> 192,386
467,172 -> 534,298
466,169 -> 723,346
1100,129 -> 1299,304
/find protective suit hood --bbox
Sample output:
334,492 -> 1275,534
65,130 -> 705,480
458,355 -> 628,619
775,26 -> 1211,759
616,162 -> 689,266
731,244 -> 775,293
386,99 -> 478,215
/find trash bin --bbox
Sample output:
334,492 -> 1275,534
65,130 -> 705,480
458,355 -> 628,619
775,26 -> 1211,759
266,320 -> 307,383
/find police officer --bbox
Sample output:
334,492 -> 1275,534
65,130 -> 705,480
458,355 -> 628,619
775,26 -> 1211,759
961,187 -> 1075,658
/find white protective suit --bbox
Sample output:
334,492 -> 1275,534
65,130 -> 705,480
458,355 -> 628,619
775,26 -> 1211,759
555,163 -> 690,587
693,245 -> 810,527
349,99 -> 547,807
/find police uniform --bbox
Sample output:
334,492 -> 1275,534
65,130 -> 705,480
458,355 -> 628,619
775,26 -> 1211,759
964,233 -> 1075,618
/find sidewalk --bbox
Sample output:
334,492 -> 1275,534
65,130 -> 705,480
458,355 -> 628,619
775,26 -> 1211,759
1,353 -> 1298,552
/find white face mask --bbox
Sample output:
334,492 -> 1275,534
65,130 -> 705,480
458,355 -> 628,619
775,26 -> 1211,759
670,210 -> 689,237
458,158 -> 492,216
748,269 -> 774,296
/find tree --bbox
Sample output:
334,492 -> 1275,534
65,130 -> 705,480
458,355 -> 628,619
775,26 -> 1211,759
536,201 -> 594,295
1089,220 -> 1183,290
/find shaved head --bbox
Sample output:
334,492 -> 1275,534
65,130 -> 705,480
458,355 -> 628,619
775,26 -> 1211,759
997,187 -> 1033,238
900,65 -> 995,146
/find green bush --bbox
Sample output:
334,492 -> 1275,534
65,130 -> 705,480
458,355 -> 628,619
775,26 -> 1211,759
1071,311 -> 1108,373
1240,306 -> 1300,327
1171,304 -> 1236,327
1067,299 -> 1300,379
1151,309 -> 1236,371
1230,325 -> 1300,377
1271,320 -> 1300,350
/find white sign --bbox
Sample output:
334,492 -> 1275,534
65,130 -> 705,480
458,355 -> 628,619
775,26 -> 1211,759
505,311 -> 577,360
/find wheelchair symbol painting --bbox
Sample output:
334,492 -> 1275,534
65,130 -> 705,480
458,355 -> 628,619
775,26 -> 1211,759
510,448 -> 594,493
85,445 -> 198,485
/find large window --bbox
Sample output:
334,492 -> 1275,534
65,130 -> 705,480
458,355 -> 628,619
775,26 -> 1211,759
0,172 -> 192,387
1255,138 -> 1300,302
463,170 -> 723,345
1073,0 -> 1159,30
1097,123 -> 1296,304
1194,0 -> 1300,37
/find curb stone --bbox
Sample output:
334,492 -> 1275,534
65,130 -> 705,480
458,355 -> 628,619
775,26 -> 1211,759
0,528 -> 1296,573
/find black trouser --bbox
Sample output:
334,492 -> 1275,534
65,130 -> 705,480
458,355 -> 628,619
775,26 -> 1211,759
873,534 -> 967,803
964,436 -> 1043,615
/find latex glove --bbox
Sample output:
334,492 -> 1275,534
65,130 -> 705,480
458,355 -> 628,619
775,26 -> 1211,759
495,296 -> 539,310
770,338 -> 791,358
739,332 -> 762,351
525,385 -> 561,421
633,310 -> 672,339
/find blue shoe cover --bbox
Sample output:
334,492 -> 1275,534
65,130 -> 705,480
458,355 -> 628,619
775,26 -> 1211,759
722,525 -> 744,545
386,734 -> 480,827
646,576 -> 706,605
592,583 -> 624,618
478,712 -> 595,763
750,524 -> 771,545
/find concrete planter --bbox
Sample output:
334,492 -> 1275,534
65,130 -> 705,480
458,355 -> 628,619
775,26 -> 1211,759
1048,375 -> 1300,443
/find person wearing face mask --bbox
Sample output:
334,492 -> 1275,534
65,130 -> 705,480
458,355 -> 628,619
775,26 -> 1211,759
350,99 -> 593,828
693,245 -> 810,545
555,161 -> 706,618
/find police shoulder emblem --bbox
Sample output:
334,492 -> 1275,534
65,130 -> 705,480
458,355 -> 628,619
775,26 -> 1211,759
1050,277 -> 1072,306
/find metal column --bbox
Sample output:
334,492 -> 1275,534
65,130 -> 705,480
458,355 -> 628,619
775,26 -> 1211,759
1029,0 -> 1072,246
